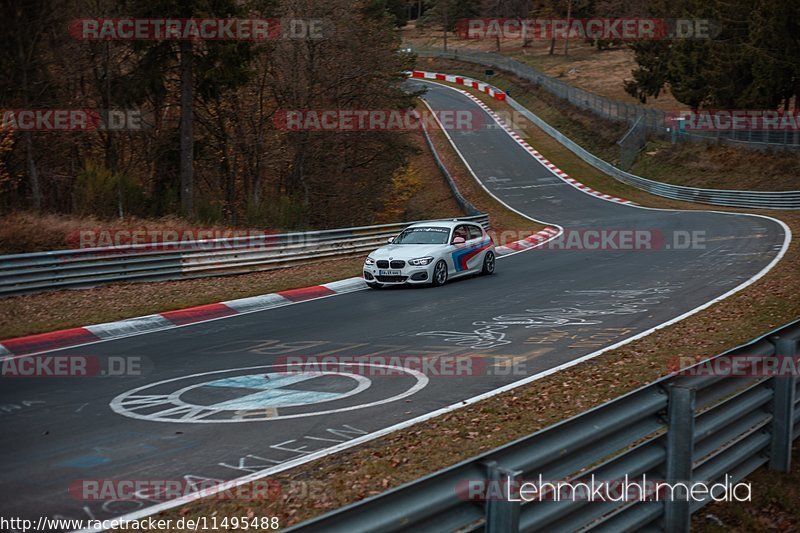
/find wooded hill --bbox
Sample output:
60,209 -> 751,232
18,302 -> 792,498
0,0 -> 419,228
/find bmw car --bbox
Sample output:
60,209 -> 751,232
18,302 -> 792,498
363,220 -> 495,288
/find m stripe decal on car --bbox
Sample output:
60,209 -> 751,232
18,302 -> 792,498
452,239 -> 492,272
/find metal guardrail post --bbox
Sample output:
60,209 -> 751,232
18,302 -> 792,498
664,384 -> 696,533
768,335 -> 798,472
484,461 -> 521,533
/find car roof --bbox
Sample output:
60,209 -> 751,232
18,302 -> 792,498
405,220 -> 482,230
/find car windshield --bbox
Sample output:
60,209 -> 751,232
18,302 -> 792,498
392,226 -> 450,245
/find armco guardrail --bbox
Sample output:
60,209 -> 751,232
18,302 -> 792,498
504,96 -> 800,210
291,319 -> 800,533
0,215 -> 489,297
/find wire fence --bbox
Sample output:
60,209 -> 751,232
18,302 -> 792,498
415,47 -> 800,152
617,116 -> 647,171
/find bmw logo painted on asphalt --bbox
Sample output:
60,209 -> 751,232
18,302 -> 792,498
110,364 -> 428,423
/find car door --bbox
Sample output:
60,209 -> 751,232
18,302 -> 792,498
464,224 -> 487,272
452,224 -> 488,275
448,224 -> 470,276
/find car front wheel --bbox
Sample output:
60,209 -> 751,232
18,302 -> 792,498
366,281 -> 383,289
481,251 -> 495,275
431,260 -> 448,287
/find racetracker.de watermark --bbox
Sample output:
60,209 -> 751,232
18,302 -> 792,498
68,18 -> 327,40
1,109 -> 144,132
68,228 -> 279,249
527,229 -> 705,251
273,109 -> 493,132
454,18 -> 720,41
68,479 -> 281,501
1,355 -> 150,378
274,355 -> 528,377
667,110 -> 800,131
669,355 -> 800,377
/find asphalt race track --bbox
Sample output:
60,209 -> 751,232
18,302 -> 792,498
0,81 -> 789,528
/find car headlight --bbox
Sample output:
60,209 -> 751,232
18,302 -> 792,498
408,256 -> 434,266
365,256 -> 376,265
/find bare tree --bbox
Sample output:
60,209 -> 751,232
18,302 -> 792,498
179,39 -> 194,219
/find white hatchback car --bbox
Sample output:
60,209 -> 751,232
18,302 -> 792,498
363,220 -> 495,288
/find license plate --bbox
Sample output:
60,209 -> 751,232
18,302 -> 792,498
378,269 -> 402,276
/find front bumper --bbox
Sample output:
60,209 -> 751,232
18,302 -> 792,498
363,262 -> 435,285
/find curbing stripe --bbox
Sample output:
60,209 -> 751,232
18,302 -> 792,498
85,315 -> 175,339
496,228 -> 558,256
410,70 -> 506,101
222,293 -> 291,314
161,303 -> 238,326
277,285 -> 336,302
321,277 -> 368,294
1,328 -> 100,356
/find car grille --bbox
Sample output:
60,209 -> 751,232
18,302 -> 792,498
376,275 -> 408,283
376,260 -> 406,269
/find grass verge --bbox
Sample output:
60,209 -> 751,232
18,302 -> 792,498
132,74 -> 799,531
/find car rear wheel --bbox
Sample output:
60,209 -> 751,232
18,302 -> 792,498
481,251 -> 495,275
431,260 -> 448,287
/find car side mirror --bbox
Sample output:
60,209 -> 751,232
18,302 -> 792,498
387,236 -> 394,244
452,236 -> 465,245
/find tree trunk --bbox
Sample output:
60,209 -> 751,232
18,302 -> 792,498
23,131 -> 41,210
231,94 -> 258,205
101,41 -> 123,218
215,96 -> 237,225
443,2 -> 448,51
290,131 -> 310,211
179,39 -> 194,219
19,38 -> 41,210
522,1 -> 531,48
564,0 -> 572,56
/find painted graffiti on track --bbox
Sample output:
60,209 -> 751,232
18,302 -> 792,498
416,285 -> 680,349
